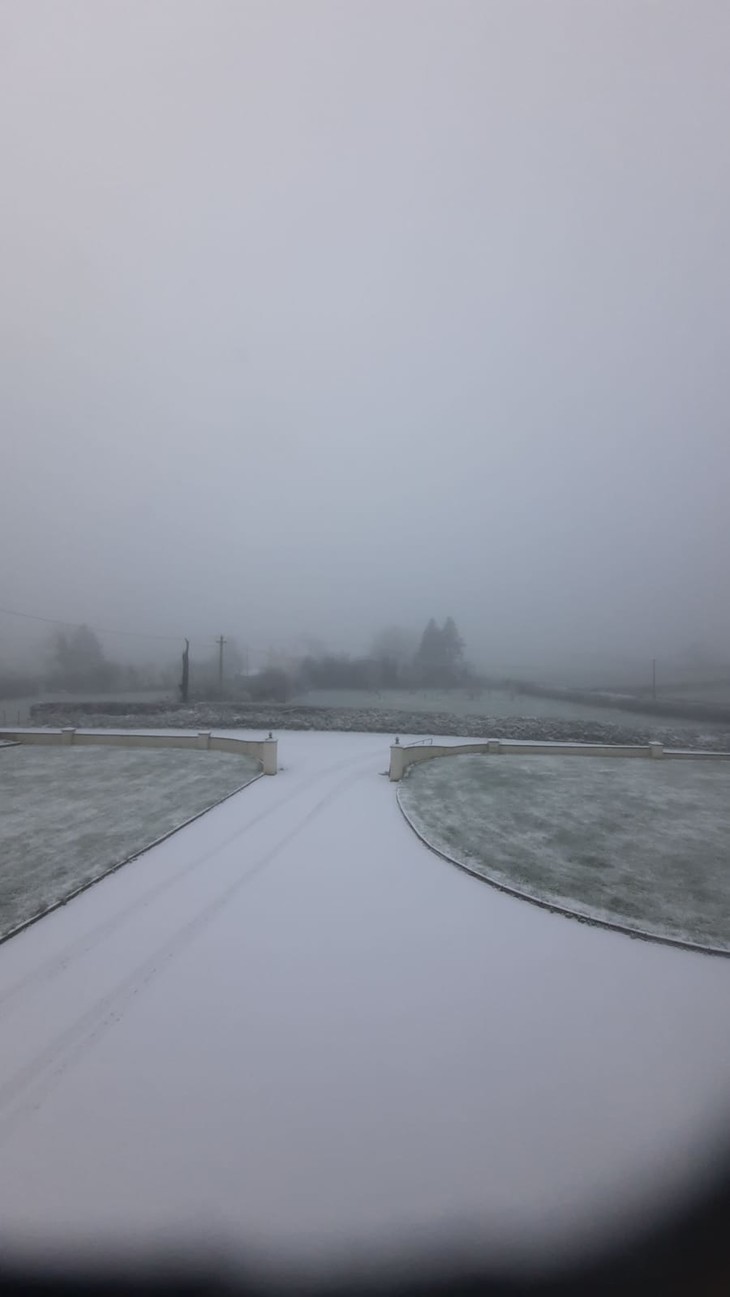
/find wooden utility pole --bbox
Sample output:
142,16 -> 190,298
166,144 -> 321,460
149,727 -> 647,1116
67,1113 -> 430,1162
180,638 -> 190,703
217,635 -> 227,696
652,657 -> 657,701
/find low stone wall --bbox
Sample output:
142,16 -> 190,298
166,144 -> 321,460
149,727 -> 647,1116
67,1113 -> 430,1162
388,738 -> 730,780
0,728 -> 278,775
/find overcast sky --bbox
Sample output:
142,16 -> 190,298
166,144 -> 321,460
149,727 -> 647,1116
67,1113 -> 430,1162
1,0 -> 728,675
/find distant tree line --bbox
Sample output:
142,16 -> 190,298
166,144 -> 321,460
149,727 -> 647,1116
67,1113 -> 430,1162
0,626 -> 176,701
0,618 -> 473,705
295,618 -> 471,694
49,625 -> 118,691
0,670 -> 41,700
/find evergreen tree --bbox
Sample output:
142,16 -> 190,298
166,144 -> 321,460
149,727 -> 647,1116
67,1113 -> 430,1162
50,625 -> 115,690
415,618 -> 442,679
442,616 -> 465,674
414,617 -> 466,686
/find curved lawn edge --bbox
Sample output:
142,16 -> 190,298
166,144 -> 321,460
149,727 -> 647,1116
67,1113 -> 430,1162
396,785 -> 730,959
0,769 -> 263,948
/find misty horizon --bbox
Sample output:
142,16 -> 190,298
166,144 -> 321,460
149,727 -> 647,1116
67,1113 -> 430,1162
2,1 -> 729,681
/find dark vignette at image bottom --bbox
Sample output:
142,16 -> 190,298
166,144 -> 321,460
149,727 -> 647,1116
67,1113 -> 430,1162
2,1153 -> 730,1297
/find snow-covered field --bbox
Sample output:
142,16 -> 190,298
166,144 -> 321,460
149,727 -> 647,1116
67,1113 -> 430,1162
0,731 -> 729,1275
399,754 -> 730,951
294,686 -> 673,725
0,745 -> 260,938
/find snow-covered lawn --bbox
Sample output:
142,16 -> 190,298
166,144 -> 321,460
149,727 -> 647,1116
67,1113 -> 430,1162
399,753 -> 730,950
0,745 -> 260,938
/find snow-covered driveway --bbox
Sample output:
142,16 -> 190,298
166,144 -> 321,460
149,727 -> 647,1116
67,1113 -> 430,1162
0,731 -> 729,1269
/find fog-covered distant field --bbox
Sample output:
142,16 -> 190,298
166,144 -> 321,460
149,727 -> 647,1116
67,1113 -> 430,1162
292,686 -> 728,728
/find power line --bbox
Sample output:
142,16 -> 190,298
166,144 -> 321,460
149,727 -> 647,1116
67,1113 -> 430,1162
0,604 -> 186,643
0,605 -> 303,661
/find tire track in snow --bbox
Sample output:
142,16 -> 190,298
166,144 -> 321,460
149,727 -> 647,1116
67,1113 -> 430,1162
0,746 -> 379,1021
0,755 -> 379,1138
